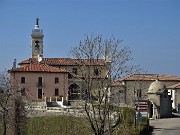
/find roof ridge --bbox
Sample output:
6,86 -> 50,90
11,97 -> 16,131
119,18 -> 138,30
119,74 -> 180,81
18,57 -> 105,66
11,63 -> 68,73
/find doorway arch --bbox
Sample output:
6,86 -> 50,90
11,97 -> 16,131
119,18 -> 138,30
148,100 -> 159,119
68,83 -> 80,100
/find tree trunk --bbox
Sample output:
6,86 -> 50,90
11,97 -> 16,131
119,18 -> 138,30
3,113 -> 7,135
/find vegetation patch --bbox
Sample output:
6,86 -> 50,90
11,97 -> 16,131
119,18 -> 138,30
26,115 -> 92,135
0,108 -> 148,135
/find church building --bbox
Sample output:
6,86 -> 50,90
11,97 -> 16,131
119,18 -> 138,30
11,18 -> 109,102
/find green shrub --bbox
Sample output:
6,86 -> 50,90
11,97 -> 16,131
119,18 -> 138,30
112,107 -> 149,135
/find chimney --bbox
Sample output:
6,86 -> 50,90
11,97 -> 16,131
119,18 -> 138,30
12,59 -> 16,69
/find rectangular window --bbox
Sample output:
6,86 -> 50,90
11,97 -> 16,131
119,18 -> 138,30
55,77 -> 59,84
94,68 -> 101,76
55,88 -> 59,96
21,77 -> 26,83
136,89 -> 142,98
119,90 -> 124,94
21,88 -> 26,96
72,68 -> 77,75
38,89 -> 43,99
38,77 -> 43,86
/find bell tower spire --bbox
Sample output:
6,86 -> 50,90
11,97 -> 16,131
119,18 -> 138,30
35,17 -> 39,29
31,17 -> 44,58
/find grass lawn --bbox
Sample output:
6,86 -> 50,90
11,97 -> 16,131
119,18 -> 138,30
0,107 -> 148,135
26,115 -> 92,135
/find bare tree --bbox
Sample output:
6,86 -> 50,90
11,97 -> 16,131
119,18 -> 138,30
0,71 -> 30,135
69,34 -> 141,135
0,71 -> 11,135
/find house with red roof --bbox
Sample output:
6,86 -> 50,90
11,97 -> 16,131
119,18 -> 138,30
11,64 -> 68,101
111,74 -> 180,113
17,58 -> 109,101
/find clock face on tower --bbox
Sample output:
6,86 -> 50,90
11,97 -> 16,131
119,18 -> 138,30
34,40 -> 40,52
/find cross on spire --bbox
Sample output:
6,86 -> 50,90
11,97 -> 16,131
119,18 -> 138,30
36,17 -> 39,25
35,17 -> 39,29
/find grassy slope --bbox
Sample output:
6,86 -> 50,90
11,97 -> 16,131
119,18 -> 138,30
0,107 -> 148,135
26,115 -> 92,135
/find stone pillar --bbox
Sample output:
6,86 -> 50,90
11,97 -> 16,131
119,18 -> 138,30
66,94 -> 68,102
62,96 -> 64,103
50,97 -> 52,102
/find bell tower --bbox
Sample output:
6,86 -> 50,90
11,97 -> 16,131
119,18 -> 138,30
31,18 -> 44,58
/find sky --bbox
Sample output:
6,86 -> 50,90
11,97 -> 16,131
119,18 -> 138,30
0,0 -> 180,76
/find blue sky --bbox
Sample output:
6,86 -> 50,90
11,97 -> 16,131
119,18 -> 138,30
0,0 -> 180,76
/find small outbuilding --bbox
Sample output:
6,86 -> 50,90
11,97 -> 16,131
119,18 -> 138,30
147,80 -> 172,119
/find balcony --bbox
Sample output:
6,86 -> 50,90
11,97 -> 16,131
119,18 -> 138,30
31,29 -> 44,38
36,82 -> 45,87
32,29 -> 43,33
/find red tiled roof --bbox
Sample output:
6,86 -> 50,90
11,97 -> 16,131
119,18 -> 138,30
19,58 -> 105,66
167,82 -> 180,89
111,74 -> 180,87
11,64 -> 68,73
111,81 -> 124,87
119,74 -> 180,81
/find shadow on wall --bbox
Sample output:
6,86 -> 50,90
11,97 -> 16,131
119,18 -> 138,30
178,104 -> 180,114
